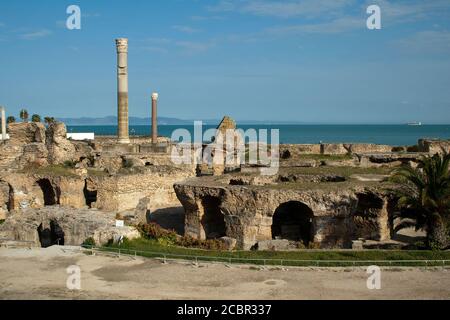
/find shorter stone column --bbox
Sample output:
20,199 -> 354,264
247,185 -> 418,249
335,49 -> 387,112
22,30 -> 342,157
0,106 -> 6,141
151,93 -> 158,144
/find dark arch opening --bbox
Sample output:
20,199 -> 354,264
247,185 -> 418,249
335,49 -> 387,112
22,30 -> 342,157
83,180 -> 97,208
7,183 -> 14,211
37,179 -> 57,206
200,196 -> 226,239
281,149 -> 292,159
272,201 -> 314,245
37,220 -> 65,247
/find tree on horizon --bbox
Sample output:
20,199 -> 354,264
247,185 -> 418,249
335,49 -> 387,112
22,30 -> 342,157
31,114 -> 41,123
19,109 -> 29,122
44,116 -> 55,125
6,116 -> 15,124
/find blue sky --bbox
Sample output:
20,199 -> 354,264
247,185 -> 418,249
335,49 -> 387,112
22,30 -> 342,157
0,0 -> 450,124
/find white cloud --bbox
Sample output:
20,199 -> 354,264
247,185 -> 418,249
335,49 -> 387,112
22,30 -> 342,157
190,15 -> 225,21
20,29 -> 52,40
209,0 -> 355,18
142,46 -> 169,54
370,0 -> 450,23
137,37 -> 215,55
175,40 -> 215,54
172,25 -> 201,33
396,30 -> 450,54
208,0 -> 450,20
266,16 -> 362,35
82,13 -> 101,18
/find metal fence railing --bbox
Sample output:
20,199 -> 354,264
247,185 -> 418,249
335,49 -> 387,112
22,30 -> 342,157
81,245 -> 450,268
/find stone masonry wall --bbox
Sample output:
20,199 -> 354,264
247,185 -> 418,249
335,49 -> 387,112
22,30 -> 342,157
174,182 -> 393,250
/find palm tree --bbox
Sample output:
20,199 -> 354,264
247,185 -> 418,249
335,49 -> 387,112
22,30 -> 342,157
19,109 -> 29,122
44,116 -> 55,125
6,116 -> 15,124
393,152 -> 450,249
31,114 -> 41,123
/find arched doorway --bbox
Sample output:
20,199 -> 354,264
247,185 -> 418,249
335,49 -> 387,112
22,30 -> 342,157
200,196 -> 226,239
37,179 -> 57,206
83,180 -> 97,208
37,220 -> 65,247
272,201 -> 314,245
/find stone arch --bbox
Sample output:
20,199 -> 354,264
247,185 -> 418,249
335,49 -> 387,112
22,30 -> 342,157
37,220 -> 65,247
272,201 -> 314,245
37,179 -> 58,206
200,195 -> 226,239
7,183 -> 14,211
83,179 -> 97,208
280,149 -> 292,159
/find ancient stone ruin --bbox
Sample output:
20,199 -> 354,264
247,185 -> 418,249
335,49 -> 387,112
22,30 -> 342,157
1,38 -> 448,251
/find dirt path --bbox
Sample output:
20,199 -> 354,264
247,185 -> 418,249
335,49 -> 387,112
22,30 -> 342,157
0,247 -> 449,300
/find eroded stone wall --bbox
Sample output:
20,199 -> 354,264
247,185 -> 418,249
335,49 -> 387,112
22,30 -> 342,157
174,181 -> 393,250
91,167 -> 194,213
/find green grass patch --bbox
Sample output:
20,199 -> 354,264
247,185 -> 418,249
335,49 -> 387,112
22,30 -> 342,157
281,166 -> 393,178
20,164 -> 78,177
87,168 -> 109,177
99,238 -> 450,267
296,154 -> 353,161
0,219 -> 5,225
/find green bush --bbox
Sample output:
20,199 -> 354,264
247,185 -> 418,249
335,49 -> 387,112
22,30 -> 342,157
137,223 -> 227,250
177,235 -> 227,250
138,223 -> 178,245
63,160 -> 76,168
82,237 -> 96,247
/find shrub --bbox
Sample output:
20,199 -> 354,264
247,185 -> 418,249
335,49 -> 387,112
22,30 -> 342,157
82,237 -> 96,247
176,235 -> 227,250
137,223 -> 228,250
308,242 -> 321,249
138,223 -> 178,245
63,160 -> 76,168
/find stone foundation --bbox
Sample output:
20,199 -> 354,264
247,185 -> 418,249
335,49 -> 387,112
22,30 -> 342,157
174,179 -> 394,250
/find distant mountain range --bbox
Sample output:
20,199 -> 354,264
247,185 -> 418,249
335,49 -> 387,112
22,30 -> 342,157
57,116 -> 305,126
58,116 -> 203,125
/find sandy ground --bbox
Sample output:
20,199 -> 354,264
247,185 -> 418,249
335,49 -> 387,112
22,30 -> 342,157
0,246 -> 449,300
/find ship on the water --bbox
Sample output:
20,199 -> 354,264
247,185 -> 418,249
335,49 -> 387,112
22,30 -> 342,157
407,121 -> 422,126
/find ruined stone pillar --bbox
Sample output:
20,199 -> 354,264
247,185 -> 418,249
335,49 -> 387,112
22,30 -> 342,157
151,92 -> 158,144
0,106 -> 6,141
116,38 -> 130,144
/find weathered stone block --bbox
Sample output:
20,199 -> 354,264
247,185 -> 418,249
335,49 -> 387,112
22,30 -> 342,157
321,143 -> 348,155
8,122 -> 46,145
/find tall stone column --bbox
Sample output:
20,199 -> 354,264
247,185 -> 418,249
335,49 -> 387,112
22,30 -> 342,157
151,93 -> 158,144
0,106 -> 6,141
116,38 -> 130,144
